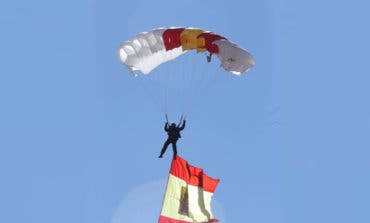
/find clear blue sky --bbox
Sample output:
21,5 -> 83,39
1,0 -> 370,222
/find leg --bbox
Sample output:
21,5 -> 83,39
206,53 -> 212,62
172,141 -> 178,159
159,139 -> 171,158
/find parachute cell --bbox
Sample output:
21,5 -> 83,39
117,27 -> 254,76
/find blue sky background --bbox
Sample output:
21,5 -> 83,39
1,0 -> 370,222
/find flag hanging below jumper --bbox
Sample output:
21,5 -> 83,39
159,156 -> 220,223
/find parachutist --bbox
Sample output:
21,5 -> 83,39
159,120 -> 186,160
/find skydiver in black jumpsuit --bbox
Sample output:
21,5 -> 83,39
159,120 -> 186,160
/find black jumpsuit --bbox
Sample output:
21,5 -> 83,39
159,121 -> 186,159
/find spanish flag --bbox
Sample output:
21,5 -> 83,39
159,156 -> 220,223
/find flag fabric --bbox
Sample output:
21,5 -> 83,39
159,156 -> 220,223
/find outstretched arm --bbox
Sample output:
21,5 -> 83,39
164,122 -> 169,131
179,120 -> 186,131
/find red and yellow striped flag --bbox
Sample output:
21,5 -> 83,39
159,156 -> 220,223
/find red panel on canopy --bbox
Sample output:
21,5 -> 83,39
197,32 -> 226,54
162,28 -> 185,51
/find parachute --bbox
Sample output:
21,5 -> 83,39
117,27 -> 255,76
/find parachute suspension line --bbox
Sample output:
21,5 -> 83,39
159,58 -> 182,116
128,53 -> 161,112
162,85 -> 168,115
133,75 -> 163,113
165,113 -> 169,123
183,52 -> 214,115
172,53 -> 192,116
183,53 -> 199,116
159,63 -> 169,115
165,61 -> 174,115
196,53 -> 224,113
173,52 -> 202,116
140,57 -> 173,115
192,63 -> 206,113
178,56 -> 189,116
132,52 -> 229,118
160,54 -> 192,118
177,115 -> 183,127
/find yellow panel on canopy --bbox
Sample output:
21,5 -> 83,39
180,29 -> 204,51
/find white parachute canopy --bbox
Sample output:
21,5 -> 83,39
117,27 -> 254,76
